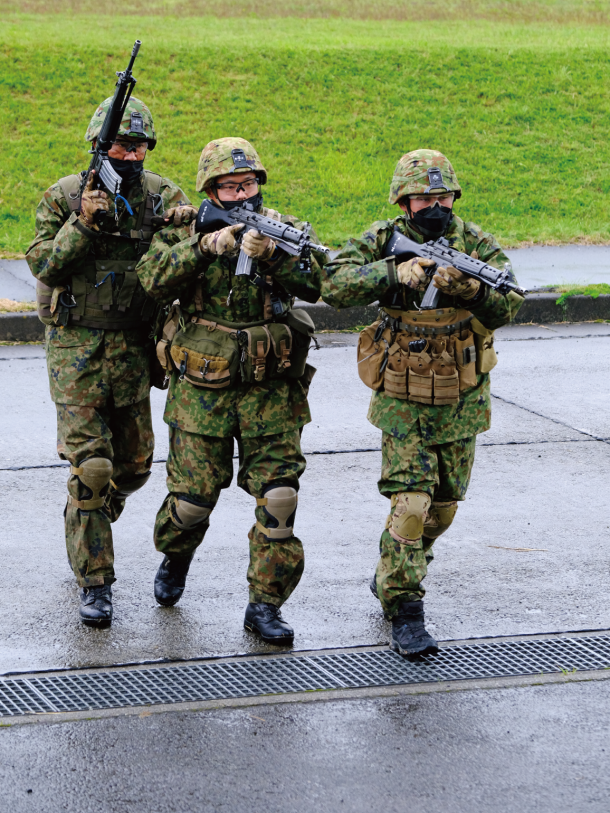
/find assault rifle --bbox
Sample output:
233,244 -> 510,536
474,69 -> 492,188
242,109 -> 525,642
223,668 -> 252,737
382,229 -> 525,310
193,199 -> 329,276
83,39 -> 142,224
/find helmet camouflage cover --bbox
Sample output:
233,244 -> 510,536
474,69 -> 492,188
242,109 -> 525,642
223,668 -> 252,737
196,137 -> 267,193
389,149 -> 462,204
85,96 -> 157,150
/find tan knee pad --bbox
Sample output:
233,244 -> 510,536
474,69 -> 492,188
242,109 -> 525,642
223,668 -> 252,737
424,500 -> 458,539
171,496 -> 212,530
256,486 -> 298,540
387,492 -> 432,543
69,457 -> 113,510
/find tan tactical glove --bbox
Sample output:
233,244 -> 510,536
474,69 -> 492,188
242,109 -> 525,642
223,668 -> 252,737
396,257 -> 435,291
162,205 -> 198,227
433,266 -> 481,300
79,172 -> 109,231
199,223 -> 244,256
241,229 -> 276,260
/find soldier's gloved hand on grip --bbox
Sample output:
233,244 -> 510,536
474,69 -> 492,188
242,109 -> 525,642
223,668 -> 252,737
163,205 -> 198,228
241,229 -> 276,260
433,265 -> 481,300
199,223 -> 244,257
79,172 -> 109,232
397,257 -> 434,291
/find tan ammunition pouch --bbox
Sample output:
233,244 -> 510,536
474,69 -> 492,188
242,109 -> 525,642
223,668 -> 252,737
38,171 -> 162,330
163,307 -> 315,389
357,306 -> 493,406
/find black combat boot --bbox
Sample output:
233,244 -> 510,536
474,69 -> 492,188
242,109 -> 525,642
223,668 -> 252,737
80,585 -> 113,626
244,602 -> 294,644
154,553 -> 194,607
391,600 -> 438,658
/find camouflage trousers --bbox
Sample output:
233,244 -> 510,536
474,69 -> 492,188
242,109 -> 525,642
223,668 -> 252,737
154,427 -> 307,607
57,399 -> 154,587
375,428 -> 476,618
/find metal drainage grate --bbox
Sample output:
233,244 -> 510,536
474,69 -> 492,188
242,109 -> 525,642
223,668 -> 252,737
2,634 -> 610,717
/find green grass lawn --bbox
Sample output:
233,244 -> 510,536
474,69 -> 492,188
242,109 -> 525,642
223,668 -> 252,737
1,8 -> 610,256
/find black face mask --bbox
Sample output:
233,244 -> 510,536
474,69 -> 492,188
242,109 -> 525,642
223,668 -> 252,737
217,191 -> 263,212
107,156 -> 144,187
411,203 -> 453,238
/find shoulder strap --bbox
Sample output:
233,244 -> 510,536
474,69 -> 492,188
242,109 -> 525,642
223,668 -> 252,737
132,171 -> 163,254
57,174 -> 82,214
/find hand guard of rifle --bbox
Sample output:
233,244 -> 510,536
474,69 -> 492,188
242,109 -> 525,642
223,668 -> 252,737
382,230 -> 525,310
195,199 -> 329,276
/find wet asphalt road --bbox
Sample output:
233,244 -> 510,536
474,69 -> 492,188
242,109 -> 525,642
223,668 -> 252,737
2,681 -> 610,812
1,322 -> 610,811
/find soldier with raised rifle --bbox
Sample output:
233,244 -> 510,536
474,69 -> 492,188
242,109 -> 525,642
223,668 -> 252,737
26,46 -> 191,626
136,137 -> 327,645
322,149 -> 524,657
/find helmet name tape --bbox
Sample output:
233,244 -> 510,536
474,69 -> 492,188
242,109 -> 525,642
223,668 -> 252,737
424,166 -> 449,194
231,148 -> 254,171
129,111 -> 144,134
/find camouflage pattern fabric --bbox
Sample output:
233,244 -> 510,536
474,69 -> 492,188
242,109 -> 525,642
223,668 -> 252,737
137,207 -> 326,438
375,429 -> 476,618
27,172 -> 188,291
57,398 -> 154,587
323,211 -> 523,444
45,325 -> 151,407
196,137 -> 267,191
26,169 -> 189,585
85,96 -> 157,149
154,427 -> 306,606
388,149 -> 462,204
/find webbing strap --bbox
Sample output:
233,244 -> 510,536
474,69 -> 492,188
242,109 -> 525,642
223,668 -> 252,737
67,495 -> 105,511
396,316 -> 473,337
190,316 -> 237,334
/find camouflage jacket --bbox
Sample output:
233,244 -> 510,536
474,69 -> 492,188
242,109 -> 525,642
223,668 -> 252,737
136,207 -> 327,438
323,213 -> 524,444
26,171 -> 189,407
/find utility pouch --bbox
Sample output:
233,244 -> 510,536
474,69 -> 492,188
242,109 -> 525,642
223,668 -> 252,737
433,370 -> 460,405
154,305 -> 182,386
238,325 -> 272,383
36,281 -> 54,325
407,345 -> 433,404
283,308 -> 314,379
170,320 -> 239,389
357,320 -> 392,391
471,318 -> 498,374
384,343 -> 409,400
454,332 -> 477,391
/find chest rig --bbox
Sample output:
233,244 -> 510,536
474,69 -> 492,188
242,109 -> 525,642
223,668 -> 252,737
37,170 -> 162,330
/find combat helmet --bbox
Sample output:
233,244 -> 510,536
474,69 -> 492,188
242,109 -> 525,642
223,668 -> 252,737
196,137 -> 267,193
389,149 -> 461,205
85,96 -> 157,150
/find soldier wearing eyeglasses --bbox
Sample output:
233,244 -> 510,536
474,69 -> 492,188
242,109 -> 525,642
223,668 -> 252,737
136,137 -> 327,646
26,97 -> 191,626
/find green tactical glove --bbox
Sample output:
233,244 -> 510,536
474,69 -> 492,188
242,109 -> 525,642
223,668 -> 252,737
242,229 -> 276,260
199,223 -> 244,256
79,171 -> 109,232
162,205 -> 198,227
433,266 -> 481,300
397,257 -> 434,291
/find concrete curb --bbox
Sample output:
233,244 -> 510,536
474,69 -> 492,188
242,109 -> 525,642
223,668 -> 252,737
1,294 -> 609,341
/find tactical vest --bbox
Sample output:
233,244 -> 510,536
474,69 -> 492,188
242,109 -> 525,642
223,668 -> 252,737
357,305 -> 497,406
37,170 -> 162,330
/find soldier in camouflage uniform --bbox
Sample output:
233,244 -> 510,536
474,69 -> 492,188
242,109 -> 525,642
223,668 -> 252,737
26,97 -> 190,626
136,137 -> 326,644
323,149 -> 524,657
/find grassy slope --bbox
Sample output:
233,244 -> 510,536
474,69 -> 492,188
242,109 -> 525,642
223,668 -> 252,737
1,13 -> 609,256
